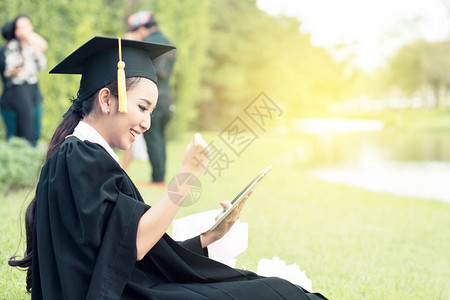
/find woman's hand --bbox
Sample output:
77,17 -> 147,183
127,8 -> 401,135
136,133 -> 211,260
26,32 -> 48,53
180,133 -> 210,177
6,66 -> 24,78
200,191 -> 253,248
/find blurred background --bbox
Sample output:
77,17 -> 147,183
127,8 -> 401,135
1,0 -> 450,200
1,2 -> 449,298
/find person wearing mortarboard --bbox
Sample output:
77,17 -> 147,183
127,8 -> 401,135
8,36 -> 327,300
124,11 -> 176,188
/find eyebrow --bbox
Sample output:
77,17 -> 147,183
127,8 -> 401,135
139,98 -> 152,106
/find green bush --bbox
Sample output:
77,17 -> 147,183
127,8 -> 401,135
0,138 -> 45,193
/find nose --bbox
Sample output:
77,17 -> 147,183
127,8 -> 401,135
140,114 -> 151,132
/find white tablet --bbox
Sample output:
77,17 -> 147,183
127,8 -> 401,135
208,165 -> 272,231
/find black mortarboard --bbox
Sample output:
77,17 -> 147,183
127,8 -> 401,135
50,36 -> 175,116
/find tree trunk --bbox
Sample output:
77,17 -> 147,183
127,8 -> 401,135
431,81 -> 440,107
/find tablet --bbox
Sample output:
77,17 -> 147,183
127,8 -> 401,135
207,165 -> 272,231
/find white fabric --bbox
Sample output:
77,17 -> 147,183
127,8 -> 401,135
72,121 -> 120,163
172,211 -> 314,291
132,134 -> 149,160
257,256 -> 313,292
4,39 -> 47,85
172,210 -> 248,268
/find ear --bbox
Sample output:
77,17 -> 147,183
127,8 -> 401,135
97,87 -> 113,114
137,27 -> 147,40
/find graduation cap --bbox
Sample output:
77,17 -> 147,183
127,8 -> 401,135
50,36 -> 175,117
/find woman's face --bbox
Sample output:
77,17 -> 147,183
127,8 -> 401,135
15,17 -> 33,42
105,78 -> 158,150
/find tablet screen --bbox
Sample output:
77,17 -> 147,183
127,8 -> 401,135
208,165 -> 272,231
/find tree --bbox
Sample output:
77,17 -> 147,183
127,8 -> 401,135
387,40 -> 450,107
152,0 -> 210,135
0,0 -> 210,139
200,0 -> 346,127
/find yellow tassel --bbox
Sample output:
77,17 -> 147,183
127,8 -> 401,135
117,37 -> 127,113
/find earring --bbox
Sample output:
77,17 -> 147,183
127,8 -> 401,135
105,108 -> 110,113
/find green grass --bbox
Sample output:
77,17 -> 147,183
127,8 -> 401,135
1,189 -> 32,299
2,131 -> 449,299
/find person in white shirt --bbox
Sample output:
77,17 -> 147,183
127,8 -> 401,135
2,14 -> 47,145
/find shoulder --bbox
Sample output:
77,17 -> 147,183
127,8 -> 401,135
55,136 -> 106,155
40,136 -> 126,196
48,136 -> 120,172
5,39 -> 19,51
148,30 -> 173,45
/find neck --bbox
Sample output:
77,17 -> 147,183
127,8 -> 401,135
139,26 -> 157,40
82,116 -> 107,142
147,26 -> 158,35
18,38 -> 28,47
81,117 -> 111,145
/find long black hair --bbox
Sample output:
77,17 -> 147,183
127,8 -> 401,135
2,21 -> 13,41
8,77 -> 141,293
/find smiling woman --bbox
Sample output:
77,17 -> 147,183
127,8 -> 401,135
8,36 -> 327,300
81,78 -> 157,150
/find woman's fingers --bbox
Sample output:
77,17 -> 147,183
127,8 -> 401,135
181,133 -> 211,176
220,201 -> 232,210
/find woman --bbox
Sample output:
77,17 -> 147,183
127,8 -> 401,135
9,36 -> 326,299
2,14 -> 47,145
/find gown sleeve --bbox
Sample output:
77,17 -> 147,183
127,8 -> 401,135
177,235 -> 209,257
34,138 -> 150,300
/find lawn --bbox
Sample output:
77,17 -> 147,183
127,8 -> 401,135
1,131 -> 449,299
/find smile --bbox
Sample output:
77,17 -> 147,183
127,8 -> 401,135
130,129 -> 140,138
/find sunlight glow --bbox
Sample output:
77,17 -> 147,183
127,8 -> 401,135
292,118 -> 384,134
257,0 -> 450,70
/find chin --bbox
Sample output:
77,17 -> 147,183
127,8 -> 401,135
113,140 -> 132,151
119,143 -> 132,151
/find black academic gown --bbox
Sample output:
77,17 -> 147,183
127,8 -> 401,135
32,137 -> 326,300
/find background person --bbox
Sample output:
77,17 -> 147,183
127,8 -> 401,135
2,14 -> 47,145
0,21 -> 14,139
126,11 -> 176,187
